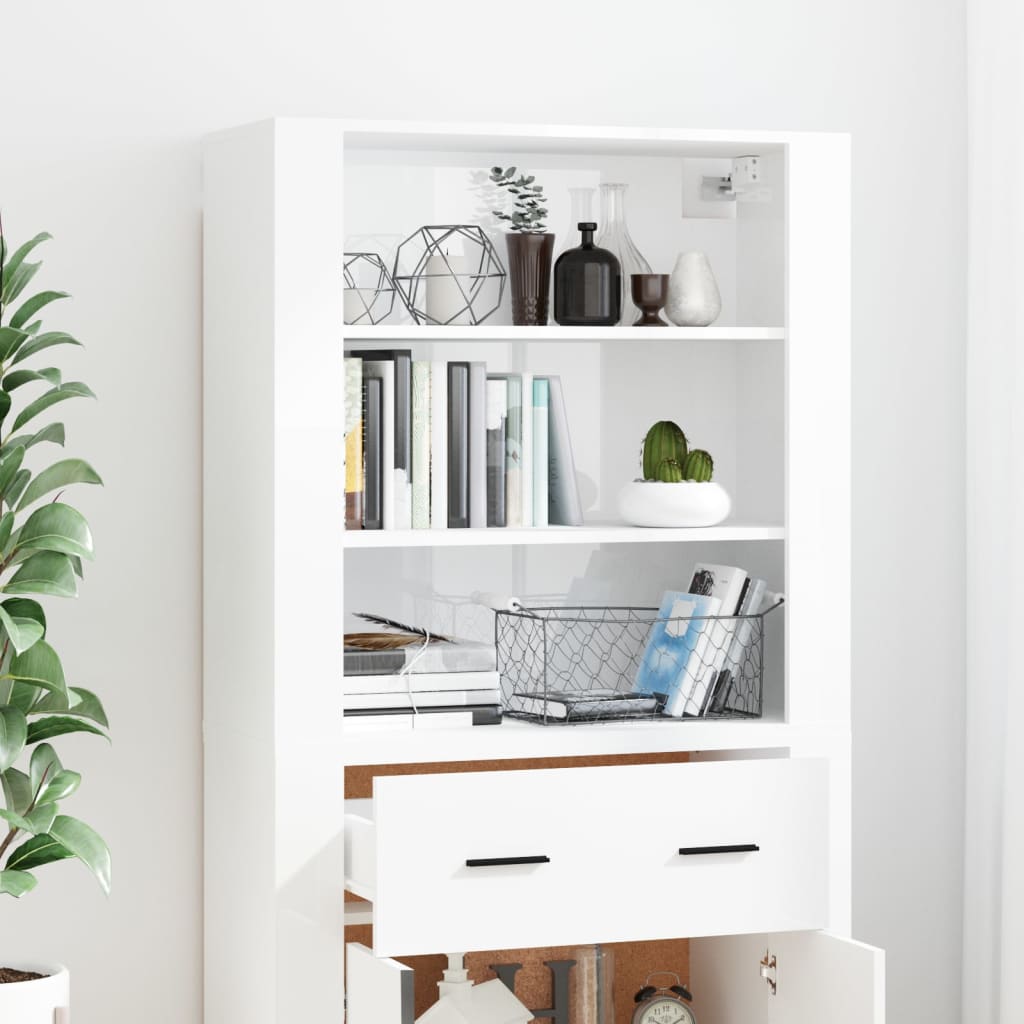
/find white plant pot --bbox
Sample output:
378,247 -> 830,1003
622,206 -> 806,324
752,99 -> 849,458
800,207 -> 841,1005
617,480 -> 731,528
0,962 -> 69,1022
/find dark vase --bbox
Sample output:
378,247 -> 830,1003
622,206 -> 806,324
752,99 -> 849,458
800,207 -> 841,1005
553,222 -> 622,327
505,232 -> 555,326
631,273 -> 670,326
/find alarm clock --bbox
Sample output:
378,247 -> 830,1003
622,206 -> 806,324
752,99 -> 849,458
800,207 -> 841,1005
632,971 -> 697,1024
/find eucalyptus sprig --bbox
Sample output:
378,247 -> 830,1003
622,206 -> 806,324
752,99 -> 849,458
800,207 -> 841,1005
0,226 -> 109,901
489,166 -> 549,233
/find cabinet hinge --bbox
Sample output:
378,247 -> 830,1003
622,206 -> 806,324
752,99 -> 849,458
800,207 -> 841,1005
759,950 -> 777,996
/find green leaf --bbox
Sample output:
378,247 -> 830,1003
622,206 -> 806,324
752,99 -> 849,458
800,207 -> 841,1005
0,868 -> 37,897
17,503 -> 94,560
6,832 -> 73,871
6,641 -> 67,699
1,262 -> 42,310
5,469 -> 30,509
11,384 -> 95,433
9,291 -> 69,331
0,327 -> 29,362
1,233 -> 51,286
0,446 -> 25,499
0,511 -> 13,553
50,815 -> 110,895
16,459 -> 102,511
0,706 -> 28,772
2,768 -> 31,815
10,332 -> 82,367
2,368 -> 61,391
33,686 -> 107,728
23,802 -> 57,834
8,683 -> 40,715
4,423 -> 66,453
2,598 -> 45,635
0,391 -> 10,429
0,605 -> 44,655
37,770 -> 80,806
29,742 -> 62,794
26,717 -> 106,744
0,808 -> 32,832
4,552 -> 77,598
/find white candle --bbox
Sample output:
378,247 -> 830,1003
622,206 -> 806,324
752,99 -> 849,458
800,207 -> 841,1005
424,253 -> 472,325
344,288 -> 380,325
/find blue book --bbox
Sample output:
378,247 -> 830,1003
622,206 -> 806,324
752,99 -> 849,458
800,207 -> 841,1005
633,591 -> 723,717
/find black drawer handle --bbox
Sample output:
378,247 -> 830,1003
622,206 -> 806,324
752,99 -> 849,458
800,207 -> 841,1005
465,855 -> 551,867
678,844 -> 760,856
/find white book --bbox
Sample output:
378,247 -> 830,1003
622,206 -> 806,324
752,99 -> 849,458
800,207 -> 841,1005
468,361 -> 488,528
711,576 -> 767,713
543,375 -> 583,526
343,669 -> 500,695
532,378 -> 549,528
343,710 -> 484,732
362,360 -> 394,530
520,371 -> 534,527
343,688 -> 502,710
411,361 -> 431,528
686,564 -> 750,714
430,358 -> 447,530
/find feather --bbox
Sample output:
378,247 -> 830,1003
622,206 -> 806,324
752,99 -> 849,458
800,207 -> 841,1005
345,632 -> 424,651
351,612 -> 452,644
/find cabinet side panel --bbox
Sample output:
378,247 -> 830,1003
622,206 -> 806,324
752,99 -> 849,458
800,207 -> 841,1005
203,121 -> 278,1024
785,135 -> 852,724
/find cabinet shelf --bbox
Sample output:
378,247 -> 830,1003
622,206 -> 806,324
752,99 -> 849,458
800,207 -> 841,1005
343,324 -> 785,344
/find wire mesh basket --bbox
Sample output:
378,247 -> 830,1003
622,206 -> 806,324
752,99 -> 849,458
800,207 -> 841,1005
495,603 -> 781,725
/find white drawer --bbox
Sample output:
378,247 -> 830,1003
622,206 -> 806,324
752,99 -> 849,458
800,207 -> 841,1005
345,757 -> 828,957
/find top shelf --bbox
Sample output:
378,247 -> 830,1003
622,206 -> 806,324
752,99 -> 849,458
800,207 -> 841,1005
343,325 -> 785,344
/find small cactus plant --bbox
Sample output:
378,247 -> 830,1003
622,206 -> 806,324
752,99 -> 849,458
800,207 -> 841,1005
682,449 -> 714,482
640,421 -> 715,482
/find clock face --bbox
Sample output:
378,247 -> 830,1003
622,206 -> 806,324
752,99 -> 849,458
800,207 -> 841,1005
634,995 -> 697,1024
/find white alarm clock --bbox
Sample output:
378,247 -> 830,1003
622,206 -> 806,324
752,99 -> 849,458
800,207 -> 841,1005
631,972 -> 697,1024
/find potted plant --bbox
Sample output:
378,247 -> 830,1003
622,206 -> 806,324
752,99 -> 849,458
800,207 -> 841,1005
0,227 -> 108,1021
490,166 -> 554,326
618,420 -> 731,527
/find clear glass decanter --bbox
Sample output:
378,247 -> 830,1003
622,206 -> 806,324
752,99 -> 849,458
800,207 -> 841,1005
558,187 -> 596,257
596,183 -> 652,325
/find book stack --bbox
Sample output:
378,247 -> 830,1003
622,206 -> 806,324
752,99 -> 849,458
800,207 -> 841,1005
343,350 -> 583,530
343,631 -> 502,731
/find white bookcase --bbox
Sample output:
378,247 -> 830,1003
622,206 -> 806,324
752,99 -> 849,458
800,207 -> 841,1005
203,119 -> 879,1024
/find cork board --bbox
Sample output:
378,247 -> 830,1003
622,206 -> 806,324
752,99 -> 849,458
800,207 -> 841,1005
345,753 -> 690,1023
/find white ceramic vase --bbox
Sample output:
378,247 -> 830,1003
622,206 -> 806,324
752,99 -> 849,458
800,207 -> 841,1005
0,963 -> 69,1022
617,480 -> 731,528
665,251 -> 722,327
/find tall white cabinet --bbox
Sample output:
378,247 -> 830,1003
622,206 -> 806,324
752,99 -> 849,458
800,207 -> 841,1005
203,119 -> 879,1024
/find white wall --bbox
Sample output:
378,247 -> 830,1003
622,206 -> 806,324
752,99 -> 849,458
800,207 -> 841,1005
0,1 -> 965,1022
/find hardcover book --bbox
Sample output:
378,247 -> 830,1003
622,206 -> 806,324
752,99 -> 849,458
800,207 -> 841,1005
495,375 -> 523,528
520,371 -> 534,527
362,360 -> 395,529
344,357 -> 364,530
430,358 -> 448,530
343,688 -> 502,711
411,361 -> 431,528
447,362 -> 470,528
469,361 -> 488,528
532,377 -> 549,528
505,688 -> 661,721
543,375 -> 583,526
486,379 -> 508,527
362,376 -> 383,531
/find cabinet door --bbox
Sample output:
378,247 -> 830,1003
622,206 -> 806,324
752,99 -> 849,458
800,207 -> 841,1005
691,930 -> 884,1024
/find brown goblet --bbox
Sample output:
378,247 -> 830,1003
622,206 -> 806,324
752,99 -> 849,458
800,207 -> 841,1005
631,273 -> 670,326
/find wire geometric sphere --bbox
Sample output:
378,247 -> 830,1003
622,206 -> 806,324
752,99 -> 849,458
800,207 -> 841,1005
392,225 -> 506,326
343,252 -> 398,325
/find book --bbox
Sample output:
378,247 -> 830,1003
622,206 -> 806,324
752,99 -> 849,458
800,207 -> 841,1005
344,637 -> 497,676
362,360 -> 395,529
543,376 -> 583,526
709,576 -> 767,714
490,374 -> 523,527
632,591 -> 723,717
362,376 -> 383,530
344,357 -> 364,530
486,379 -> 508,527
430,358 -> 448,530
505,688 -> 661,721
520,371 -> 534,527
343,706 -> 503,729
343,689 -> 502,711
469,361 -> 488,528
447,362 -> 470,528
343,669 -> 500,694
353,350 -> 412,529
532,378 -> 549,528
411,361 -> 431,528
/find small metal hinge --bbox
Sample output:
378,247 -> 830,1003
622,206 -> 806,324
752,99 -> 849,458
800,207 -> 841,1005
759,950 -> 777,996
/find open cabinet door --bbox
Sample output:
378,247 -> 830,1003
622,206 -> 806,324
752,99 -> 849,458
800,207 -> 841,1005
691,931 -> 884,1024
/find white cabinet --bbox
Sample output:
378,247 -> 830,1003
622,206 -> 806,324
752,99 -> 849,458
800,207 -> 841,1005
202,118 -> 875,1024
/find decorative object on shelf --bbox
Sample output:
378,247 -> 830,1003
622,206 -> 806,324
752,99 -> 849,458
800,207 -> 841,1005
664,251 -> 722,327
553,222 -> 622,327
348,612 -> 452,646
617,420 -> 730,526
417,954 -> 534,1024
343,251 -> 397,325
0,228 -> 109,1023
632,972 -> 697,1024
490,166 -> 555,326
392,225 -> 506,326
488,959 -> 576,1024
630,273 -> 670,326
572,945 -> 615,1024
596,183 -> 652,325
558,186 -> 596,256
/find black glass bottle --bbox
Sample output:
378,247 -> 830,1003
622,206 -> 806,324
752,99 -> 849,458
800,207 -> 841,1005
553,222 -> 622,326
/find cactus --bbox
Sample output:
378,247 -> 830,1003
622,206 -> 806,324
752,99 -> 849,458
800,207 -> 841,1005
654,458 -> 685,482
682,449 -> 714,482
642,421 -> 688,480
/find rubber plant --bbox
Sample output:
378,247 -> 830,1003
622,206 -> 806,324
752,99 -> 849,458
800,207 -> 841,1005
0,226 -> 109,903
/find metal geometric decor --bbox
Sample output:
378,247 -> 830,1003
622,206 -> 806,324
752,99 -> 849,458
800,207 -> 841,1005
343,252 -> 397,325
392,225 -> 506,326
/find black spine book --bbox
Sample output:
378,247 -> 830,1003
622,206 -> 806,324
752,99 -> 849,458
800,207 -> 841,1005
447,362 -> 470,528
363,376 -> 383,530
348,349 -> 412,479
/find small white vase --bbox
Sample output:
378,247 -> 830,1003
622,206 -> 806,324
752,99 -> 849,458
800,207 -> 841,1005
617,480 -> 731,528
0,963 -> 69,1022
665,251 -> 722,327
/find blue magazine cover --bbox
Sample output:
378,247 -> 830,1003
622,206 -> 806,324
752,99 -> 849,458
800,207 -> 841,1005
633,591 -> 723,717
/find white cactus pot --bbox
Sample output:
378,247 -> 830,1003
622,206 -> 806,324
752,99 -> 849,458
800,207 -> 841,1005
0,963 -> 70,1022
618,480 -> 731,528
